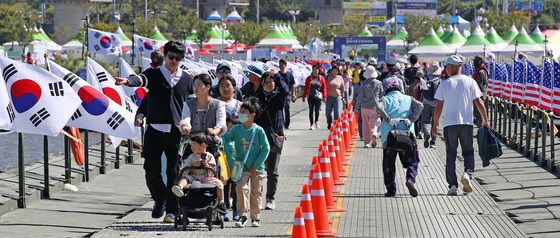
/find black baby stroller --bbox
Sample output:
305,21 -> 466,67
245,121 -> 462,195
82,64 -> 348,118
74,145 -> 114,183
174,135 -> 225,231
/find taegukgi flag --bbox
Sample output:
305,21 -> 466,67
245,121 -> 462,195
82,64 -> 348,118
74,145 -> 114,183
0,55 -> 80,136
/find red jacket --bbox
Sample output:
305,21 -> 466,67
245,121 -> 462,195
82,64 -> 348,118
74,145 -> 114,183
303,74 -> 327,101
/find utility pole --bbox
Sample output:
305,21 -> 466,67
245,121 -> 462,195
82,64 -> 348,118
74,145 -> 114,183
40,0 -> 45,27
196,0 -> 199,19
111,0 -> 116,23
452,0 -> 457,15
144,0 -> 148,20
256,0 -> 260,24
392,0 -> 397,35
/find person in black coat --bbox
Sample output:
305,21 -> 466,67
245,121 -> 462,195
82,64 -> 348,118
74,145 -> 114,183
253,71 -> 289,210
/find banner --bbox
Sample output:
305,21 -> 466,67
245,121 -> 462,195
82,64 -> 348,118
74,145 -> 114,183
88,28 -> 122,55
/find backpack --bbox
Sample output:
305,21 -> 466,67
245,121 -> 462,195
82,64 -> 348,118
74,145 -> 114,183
422,80 -> 439,101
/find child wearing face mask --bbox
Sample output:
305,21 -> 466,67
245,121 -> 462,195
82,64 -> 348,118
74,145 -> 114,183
222,97 -> 270,228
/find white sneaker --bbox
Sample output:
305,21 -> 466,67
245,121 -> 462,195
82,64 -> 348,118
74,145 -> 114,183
364,143 -> 372,148
265,199 -> 276,210
447,185 -> 458,196
251,219 -> 261,227
171,185 -> 184,197
315,123 -> 320,129
461,173 -> 473,194
309,125 -> 315,130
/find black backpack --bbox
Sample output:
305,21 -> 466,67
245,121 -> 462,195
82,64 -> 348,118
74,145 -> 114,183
422,80 -> 439,101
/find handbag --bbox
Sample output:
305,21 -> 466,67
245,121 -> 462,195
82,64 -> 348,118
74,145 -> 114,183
267,111 -> 285,154
230,128 -> 256,182
217,151 -> 230,184
386,121 -> 416,152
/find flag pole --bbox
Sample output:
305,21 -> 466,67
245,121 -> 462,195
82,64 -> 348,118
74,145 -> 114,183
42,54 -> 51,198
538,36 -> 547,110
131,20 -> 136,67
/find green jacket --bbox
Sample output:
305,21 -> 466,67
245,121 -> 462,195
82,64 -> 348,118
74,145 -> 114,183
222,124 -> 270,173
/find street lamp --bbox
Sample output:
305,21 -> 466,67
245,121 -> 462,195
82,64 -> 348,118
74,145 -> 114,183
221,22 -> 226,53
289,10 -> 300,23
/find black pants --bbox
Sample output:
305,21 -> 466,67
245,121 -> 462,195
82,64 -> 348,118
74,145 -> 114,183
284,99 -> 291,128
308,98 -> 321,125
143,125 -> 181,214
223,179 -> 237,213
265,151 -> 281,200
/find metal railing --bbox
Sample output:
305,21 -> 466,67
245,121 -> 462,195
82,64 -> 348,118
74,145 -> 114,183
488,96 -> 558,172
10,131 -> 136,208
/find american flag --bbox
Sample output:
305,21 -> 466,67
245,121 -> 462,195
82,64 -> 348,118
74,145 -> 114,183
462,62 -> 475,77
493,63 -> 507,97
510,60 -> 525,103
523,61 -> 541,107
553,61 -> 560,116
485,62 -> 494,94
539,60 -> 554,111
502,64 -> 513,98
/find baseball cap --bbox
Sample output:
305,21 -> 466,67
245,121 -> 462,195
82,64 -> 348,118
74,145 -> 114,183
445,55 -> 463,66
244,64 -> 264,78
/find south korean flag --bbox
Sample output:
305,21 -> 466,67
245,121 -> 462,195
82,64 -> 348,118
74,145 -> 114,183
0,72 -> 13,130
119,58 -> 148,106
88,28 -> 122,56
47,59 -> 139,140
0,56 -> 80,136
133,34 -> 165,56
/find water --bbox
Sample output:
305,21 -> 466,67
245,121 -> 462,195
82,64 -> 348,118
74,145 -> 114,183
0,132 -> 102,172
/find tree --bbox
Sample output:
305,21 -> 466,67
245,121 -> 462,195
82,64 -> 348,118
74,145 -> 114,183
0,3 -> 36,53
51,25 -> 73,44
536,13 -> 556,29
193,20 -> 211,49
482,10 -> 531,35
403,14 -> 441,43
227,22 -> 269,46
291,22 -> 319,48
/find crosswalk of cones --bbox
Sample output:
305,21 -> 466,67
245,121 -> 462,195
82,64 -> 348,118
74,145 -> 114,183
291,104 -> 359,238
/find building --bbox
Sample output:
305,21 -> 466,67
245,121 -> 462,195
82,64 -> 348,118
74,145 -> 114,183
182,0 -> 249,20
306,0 -> 344,24
46,0 -> 108,37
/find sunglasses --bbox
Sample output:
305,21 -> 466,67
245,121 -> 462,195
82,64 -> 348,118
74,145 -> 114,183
167,54 -> 183,61
217,68 -> 231,74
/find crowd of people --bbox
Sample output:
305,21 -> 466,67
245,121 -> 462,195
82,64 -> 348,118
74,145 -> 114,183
114,40 -> 490,229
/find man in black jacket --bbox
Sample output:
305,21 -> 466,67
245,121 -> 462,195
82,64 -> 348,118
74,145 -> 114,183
115,41 -> 194,223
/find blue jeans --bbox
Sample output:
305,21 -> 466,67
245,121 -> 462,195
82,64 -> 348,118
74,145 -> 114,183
382,148 -> 420,193
326,96 -> 341,127
444,125 -> 475,188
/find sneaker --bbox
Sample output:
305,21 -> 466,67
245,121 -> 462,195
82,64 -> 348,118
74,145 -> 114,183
223,215 -> 230,222
217,203 -> 227,214
406,181 -> 418,197
384,189 -> 396,197
461,173 -> 473,194
423,134 -> 430,148
447,185 -> 459,196
309,125 -> 315,130
265,199 -> 276,210
417,133 -> 424,140
232,214 -> 240,222
151,200 -> 166,218
364,143 -> 372,148
251,219 -> 261,227
429,144 -> 437,148
315,123 -> 320,129
163,213 -> 175,223
171,185 -> 184,197
235,216 -> 248,228
371,139 -> 377,148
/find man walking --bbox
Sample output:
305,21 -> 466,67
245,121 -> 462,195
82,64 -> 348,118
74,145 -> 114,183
115,41 -> 194,222
275,59 -> 296,129
432,55 -> 489,196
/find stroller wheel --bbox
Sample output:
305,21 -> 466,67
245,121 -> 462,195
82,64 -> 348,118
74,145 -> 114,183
207,208 -> 213,231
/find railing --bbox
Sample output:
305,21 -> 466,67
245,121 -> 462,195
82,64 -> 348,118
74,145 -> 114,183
488,96 -> 558,171
11,130 -> 139,209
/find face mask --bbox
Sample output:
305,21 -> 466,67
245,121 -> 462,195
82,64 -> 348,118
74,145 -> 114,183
238,113 -> 249,123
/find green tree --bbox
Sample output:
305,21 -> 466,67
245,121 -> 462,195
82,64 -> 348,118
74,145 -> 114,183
536,13 -> 556,29
193,20 -> 211,49
291,22 -> 319,48
482,10 -> 531,35
227,22 -> 269,46
403,14 -> 441,43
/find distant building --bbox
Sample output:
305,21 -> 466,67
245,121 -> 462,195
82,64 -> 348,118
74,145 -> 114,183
46,0 -> 104,37
306,0 -> 344,24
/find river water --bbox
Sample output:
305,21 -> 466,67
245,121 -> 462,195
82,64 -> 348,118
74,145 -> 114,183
0,132 -> 102,172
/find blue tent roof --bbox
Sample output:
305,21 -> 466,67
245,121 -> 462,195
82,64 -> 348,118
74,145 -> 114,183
205,9 -> 223,23
225,7 -> 244,23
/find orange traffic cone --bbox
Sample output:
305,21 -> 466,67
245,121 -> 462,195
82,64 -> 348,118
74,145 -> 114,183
335,123 -> 348,158
318,145 -> 338,208
300,184 -> 317,238
308,156 -> 319,186
331,131 -> 346,175
327,135 -> 345,183
292,206 -> 307,238
310,164 -> 336,237
342,118 -> 351,152
321,140 -> 340,184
